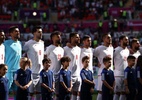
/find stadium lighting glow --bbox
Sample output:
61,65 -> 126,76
33,12 -> 37,16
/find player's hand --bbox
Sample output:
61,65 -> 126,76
125,87 -> 130,94
90,88 -> 94,94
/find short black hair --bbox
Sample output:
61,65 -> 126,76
127,55 -> 136,60
32,26 -> 42,33
130,38 -> 139,48
103,56 -> 111,63
60,56 -> 71,65
0,64 -> 7,70
82,56 -> 90,63
82,35 -> 91,41
50,31 -> 61,40
119,35 -> 127,42
9,26 -> 18,33
42,58 -> 51,65
102,33 -> 111,40
69,32 -> 78,41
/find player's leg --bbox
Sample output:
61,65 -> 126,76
71,76 -> 81,100
96,75 -> 102,100
113,77 -> 121,100
7,72 -> 17,100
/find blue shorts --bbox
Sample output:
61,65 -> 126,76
6,72 -> 17,91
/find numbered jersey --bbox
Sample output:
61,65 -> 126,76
0,44 -> 5,64
64,46 -> 81,76
45,45 -> 64,75
23,39 -> 44,74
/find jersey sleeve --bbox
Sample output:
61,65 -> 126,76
40,72 -> 44,83
44,47 -> 50,56
23,42 -> 29,52
80,70 -> 86,80
101,72 -> 105,81
14,71 -> 18,81
124,70 -> 128,79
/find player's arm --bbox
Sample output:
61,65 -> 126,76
44,47 -> 50,58
136,70 -> 142,85
40,74 -> 52,92
81,72 -> 94,86
60,74 -> 68,91
102,73 -> 113,91
124,71 -> 130,94
14,72 -> 24,89
24,73 -> 32,89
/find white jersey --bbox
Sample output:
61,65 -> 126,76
130,50 -> 141,68
114,46 -> 129,76
45,45 -> 64,75
130,50 -> 141,59
80,47 -> 94,72
23,39 -> 44,74
94,45 -> 113,75
64,46 -> 81,76
0,44 -> 5,64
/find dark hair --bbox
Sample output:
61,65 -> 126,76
102,33 -> 111,41
103,56 -> 111,63
82,35 -> 91,41
60,56 -> 71,65
42,58 -> 51,65
127,55 -> 136,60
119,35 -> 127,42
50,31 -> 61,40
32,26 -> 42,33
82,56 -> 90,63
69,32 -> 78,41
9,26 -> 18,33
0,64 -> 7,70
130,38 -> 138,48
136,55 -> 142,69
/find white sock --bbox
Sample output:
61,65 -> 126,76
119,94 -> 126,100
77,96 -> 80,100
113,94 -> 119,100
97,93 -> 102,100
72,95 -> 77,100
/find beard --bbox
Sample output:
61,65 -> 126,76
135,46 -> 140,50
123,42 -> 128,47
56,40 -> 61,44
75,40 -> 80,45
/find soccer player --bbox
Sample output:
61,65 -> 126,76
80,56 -> 95,100
113,35 -> 129,100
80,35 -> 94,72
64,32 -> 81,100
129,38 -> 141,58
23,26 -> 44,100
44,31 -> 64,99
59,56 -> 72,100
40,58 -> 55,100
0,30 -> 5,64
14,57 -> 32,100
101,56 -> 115,100
0,64 -> 8,100
94,33 -> 113,100
124,55 -> 136,100
4,26 -> 22,99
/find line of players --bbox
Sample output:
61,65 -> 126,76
0,26 -> 142,100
